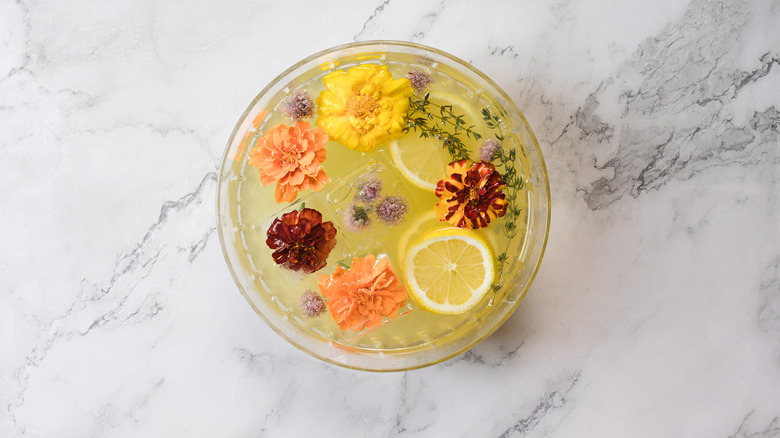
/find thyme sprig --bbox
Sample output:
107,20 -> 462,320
481,108 -> 525,298
404,94 -> 481,161
403,97 -> 526,301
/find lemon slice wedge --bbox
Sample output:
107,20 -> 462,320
389,137 -> 450,192
403,228 -> 494,314
397,211 -> 441,266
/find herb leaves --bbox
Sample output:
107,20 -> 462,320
404,94 -> 481,161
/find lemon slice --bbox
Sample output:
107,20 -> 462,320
390,137 -> 450,192
403,228 -> 494,314
397,211 -> 441,266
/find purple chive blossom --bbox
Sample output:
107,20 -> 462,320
406,68 -> 432,95
342,203 -> 372,232
354,177 -> 383,204
298,290 -> 326,318
479,138 -> 501,162
281,89 -> 315,121
376,195 -> 408,226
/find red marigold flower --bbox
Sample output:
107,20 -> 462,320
266,208 -> 337,273
434,160 -> 508,229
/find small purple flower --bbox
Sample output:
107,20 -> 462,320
281,89 -> 315,121
343,203 -> 372,232
298,290 -> 326,318
354,177 -> 383,204
376,195 -> 408,226
479,138 -> 501,162
406,68 -> 432,95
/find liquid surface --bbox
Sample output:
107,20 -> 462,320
227,54 -> 533,352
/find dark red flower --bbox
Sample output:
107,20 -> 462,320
266,208 -> 337,273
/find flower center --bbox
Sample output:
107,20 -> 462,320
352,206 -> 370,223
346,94 -> 380,129
355,288 -> 376,310
281,149 -> 299,164
288,242 -> 314,262
468,187 -> 484,202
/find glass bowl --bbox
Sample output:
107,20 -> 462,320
216,41 -> 550,371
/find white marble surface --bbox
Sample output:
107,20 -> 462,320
1,0 -> 779,436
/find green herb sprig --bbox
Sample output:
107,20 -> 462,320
404,94 -> 481,161
482,108 -> 525,298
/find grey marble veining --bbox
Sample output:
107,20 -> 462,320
1,0 -> 778,436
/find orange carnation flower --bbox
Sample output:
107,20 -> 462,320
318,255 -> 407,332
248,120 -> 329,203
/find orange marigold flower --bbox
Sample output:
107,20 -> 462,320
318,255 -> 407,332
434,159 -> 508,229
248,121 -> 329,203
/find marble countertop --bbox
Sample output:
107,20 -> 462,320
2,0 -> 778,436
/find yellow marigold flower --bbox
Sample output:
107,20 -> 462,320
316,64 -> 413,153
